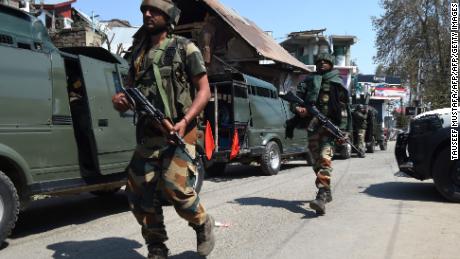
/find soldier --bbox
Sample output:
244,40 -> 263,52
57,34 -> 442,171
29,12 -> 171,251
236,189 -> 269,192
292,53 -> 350,215
111,0 -> 215,258
353,104 -> 368,157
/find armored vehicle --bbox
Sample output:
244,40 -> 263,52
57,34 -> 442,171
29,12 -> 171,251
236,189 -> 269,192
0,5 -> 204,244
203,73 -> 311,176
395,108 -> 458,202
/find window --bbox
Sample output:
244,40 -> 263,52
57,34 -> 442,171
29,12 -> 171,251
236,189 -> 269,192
234,85 -> 248,98
17,42 -> 31,50
112,72 -> 123,92
0,34 -> 13,45
250,85 -> 256,95
257,87 -> 271,98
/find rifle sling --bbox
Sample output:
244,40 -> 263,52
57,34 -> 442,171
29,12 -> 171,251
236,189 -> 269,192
152,37 -> 173,118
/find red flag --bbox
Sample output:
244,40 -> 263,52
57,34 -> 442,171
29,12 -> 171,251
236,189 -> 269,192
230,128 -> 240,160
205,121 -> 215,160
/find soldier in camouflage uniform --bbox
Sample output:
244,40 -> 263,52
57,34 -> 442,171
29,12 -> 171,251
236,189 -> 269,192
353,104 -> 368,157
111,0 -> 215,258
292,53 -> 350,215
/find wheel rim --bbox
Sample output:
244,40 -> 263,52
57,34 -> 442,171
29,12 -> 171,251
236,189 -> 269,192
0,194 -> 4,221
269,146 -> 280,169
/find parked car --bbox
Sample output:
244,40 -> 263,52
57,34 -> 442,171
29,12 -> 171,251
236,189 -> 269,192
202,73 -> 311,176
0,5 -> 205,244
395,108 -> 458,202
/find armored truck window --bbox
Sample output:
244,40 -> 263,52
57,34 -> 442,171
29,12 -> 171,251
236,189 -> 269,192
249,85 -> 256,95
233,84 -> 248,98
0,34 -> 13,45
17,42 -> 31,50
112,72 -> 123,93
257,87 -> 271,98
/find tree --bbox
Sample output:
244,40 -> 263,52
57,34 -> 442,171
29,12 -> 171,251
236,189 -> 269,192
375,64 -> 386,77
372,0 -> 450,109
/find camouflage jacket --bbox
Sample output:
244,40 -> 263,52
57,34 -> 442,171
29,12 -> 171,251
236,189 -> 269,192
293,70 -> 352,131
128,29 -> 207,122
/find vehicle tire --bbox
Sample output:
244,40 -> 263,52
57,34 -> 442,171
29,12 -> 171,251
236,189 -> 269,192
367,138 -> 375,153
205,162 -> 227,177
260,141 -> 281,176
433,147 -> 460,202
90,187 -> 122,197
379,141 -> 388,151
0,171 -> 19,245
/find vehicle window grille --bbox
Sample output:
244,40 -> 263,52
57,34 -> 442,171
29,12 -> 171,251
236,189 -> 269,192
0,34 -> 13,45
17,42 -> 31,50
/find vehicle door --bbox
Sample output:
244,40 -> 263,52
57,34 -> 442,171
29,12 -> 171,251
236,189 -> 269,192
280,100 -> 308,153
232,82 -> 250,148
78,55 -> 136,175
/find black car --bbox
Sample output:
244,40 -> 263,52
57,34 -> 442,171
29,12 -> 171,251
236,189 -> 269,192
395,108 -> 459,202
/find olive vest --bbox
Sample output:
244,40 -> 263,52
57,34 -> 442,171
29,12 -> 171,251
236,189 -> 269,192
132,35 -> 194,122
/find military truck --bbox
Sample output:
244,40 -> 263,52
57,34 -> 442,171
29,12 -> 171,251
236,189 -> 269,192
203,73 -> 311,176
365,106 -> 388,152
0,5 -> 205,244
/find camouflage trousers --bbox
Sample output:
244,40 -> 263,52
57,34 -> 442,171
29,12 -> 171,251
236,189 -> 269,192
126,127 -> 207,246
308,127 -> 334,189
356,129 -> 366,152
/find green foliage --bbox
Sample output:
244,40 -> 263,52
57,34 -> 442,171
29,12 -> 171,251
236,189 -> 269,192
372,0 -> 450,108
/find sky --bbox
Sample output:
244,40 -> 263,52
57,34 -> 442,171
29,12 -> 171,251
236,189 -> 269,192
73,0 -> 384,74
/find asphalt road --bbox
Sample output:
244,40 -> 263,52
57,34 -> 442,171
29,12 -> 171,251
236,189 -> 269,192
1,142 -> 459,259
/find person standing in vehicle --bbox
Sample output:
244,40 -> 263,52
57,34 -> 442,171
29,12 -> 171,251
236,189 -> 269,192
111,0 -> 215,258
292,53 -> 350,215
353,104 -> 368,157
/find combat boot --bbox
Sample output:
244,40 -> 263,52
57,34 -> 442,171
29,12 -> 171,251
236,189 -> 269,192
309,188 -> 330,215
147,243 -> 169,259
190,214 -> 216,256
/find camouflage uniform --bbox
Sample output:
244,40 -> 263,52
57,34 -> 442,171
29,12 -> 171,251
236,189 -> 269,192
126,30 -> 209,250
294,53 -> 350,214
353,107 -> 368,154
300,69 -> 348,188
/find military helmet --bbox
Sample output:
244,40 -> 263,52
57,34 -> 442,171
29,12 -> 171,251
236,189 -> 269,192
356,104 -> 364,110
315,53 -> 335,67
140,0 -> 181,26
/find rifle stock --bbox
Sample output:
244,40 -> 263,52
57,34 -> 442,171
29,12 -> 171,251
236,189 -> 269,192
281,91 -> 365,157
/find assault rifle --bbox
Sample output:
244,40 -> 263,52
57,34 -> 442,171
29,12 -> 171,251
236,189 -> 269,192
280,91 -> 365,157
122,87 -> 195,162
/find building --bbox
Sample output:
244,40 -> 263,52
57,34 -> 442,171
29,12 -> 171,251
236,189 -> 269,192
32,1 -> 107,48
357,74 -> 407,128
0,0 -> 33,11
280,29 -> 358,92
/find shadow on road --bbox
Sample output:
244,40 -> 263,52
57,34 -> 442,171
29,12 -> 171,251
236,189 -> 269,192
170,251 -> 203,258
206,164 -> 265,183
206,163 -> 307,183
11,192 -> 130,239
233,197 -> 318,218
47,237 -> 143,259
362,181 -> 446,202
